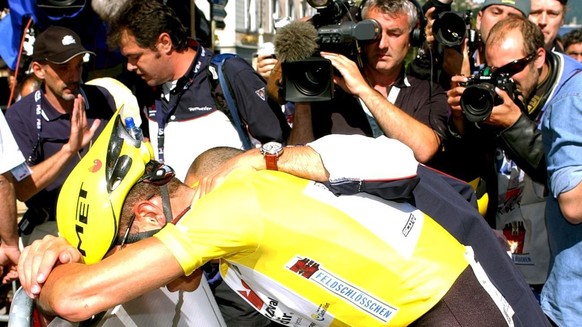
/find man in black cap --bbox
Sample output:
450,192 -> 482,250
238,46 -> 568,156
5,26 -> 116,245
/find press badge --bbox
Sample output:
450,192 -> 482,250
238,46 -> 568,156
11,162 -> 31,181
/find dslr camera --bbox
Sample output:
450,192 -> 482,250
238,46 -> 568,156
460,67 -> 518,122
423,0 -> 478,51
282,0 -> 380,102
432,10 -> 477,48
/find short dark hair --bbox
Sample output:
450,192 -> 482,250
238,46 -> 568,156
187,147 -> 245,180
108,0 -> 189,51
563,29 -> 582,50
120,177 -> 182,234
487,16 -> 544,56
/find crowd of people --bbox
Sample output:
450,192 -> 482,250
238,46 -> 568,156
1,0 -> 582,326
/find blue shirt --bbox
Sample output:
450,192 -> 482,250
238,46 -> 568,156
540,53 -> 582,326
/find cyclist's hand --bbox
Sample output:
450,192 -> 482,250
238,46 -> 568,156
18,235 -> 82,298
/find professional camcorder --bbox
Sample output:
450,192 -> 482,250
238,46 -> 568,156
460,67 -> 518,123
279,0 -> 380,102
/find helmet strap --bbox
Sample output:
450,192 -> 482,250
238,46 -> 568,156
123,229 -> 161,244
160,184 -> 173,223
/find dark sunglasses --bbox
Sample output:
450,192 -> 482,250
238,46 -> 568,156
138,161 -> 176,185
492,53 -> 536,77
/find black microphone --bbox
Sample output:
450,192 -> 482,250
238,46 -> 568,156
274,20 -> 319,63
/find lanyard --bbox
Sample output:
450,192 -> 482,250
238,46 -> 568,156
27,88 -> 90,164
154,46 -> 206,162
27,90 -> 44,164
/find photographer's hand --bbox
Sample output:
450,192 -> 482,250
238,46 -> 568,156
320,52 -> 370,97
256,54 -> 278,82
443,38 -> 472,77
483,87 -> 523,129
424,7 -> 436,46
447,75 -> 468,135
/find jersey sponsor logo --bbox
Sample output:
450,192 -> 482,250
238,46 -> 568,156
230,268 -> 297,325
265,297 -> 293,324
188,106 -> 213,112
512,253 -> 533,265
255,87 -> 266,101
402,214 -> 416,237
238,279 -> 265,310
286,256 -> 398,323
311,303 -> 330,321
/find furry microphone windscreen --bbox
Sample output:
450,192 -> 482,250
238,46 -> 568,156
274,20 -> 319,63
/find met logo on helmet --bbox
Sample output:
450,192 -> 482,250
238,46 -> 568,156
74,183 -> 90,256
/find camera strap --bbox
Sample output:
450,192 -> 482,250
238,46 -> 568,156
527,52 -> 559,124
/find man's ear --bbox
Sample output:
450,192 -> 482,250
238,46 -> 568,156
534,47 -> 546,70
157,32 -> 173,54
133,199 -> 167,229
475,11 -> 482,31
31,61 -> 45,80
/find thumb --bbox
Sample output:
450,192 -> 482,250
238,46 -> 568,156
89,118 -> 102,134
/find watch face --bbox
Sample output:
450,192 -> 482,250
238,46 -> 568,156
262,142 -> 283,155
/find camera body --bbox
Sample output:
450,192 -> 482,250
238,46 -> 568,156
460,68 -> 517,122
282,0 -> 380,103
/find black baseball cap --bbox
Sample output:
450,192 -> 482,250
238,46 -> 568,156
32,26 -> 95,64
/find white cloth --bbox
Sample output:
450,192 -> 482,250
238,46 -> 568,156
0,110 -> 26,174
308,134 -> 419,181
148,110 -> 244,181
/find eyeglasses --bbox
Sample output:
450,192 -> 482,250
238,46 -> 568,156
492,53 -> 537,77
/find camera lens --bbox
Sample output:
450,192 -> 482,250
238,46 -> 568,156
433,12 -> 468,47
460,84 -> 496,122
289,60 -> 332,96
282,57 -> 334,102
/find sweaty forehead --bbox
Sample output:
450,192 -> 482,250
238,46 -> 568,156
486,32 -> 525,64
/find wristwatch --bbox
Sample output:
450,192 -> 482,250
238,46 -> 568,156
260,142 -> 284,171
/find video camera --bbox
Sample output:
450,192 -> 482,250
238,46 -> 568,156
460,67 -> 518,123
281,0 -> 380,102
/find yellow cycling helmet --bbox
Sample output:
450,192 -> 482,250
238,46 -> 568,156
56,110 -> 153,264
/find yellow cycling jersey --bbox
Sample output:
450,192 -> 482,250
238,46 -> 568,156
155,170 -> 469,326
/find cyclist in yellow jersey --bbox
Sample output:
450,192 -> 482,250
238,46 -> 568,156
18,112 -> 511,326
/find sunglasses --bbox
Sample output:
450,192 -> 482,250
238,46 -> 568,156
137,161 -> 176,185
116,161 -> 178,247
492,53 -> 537,77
